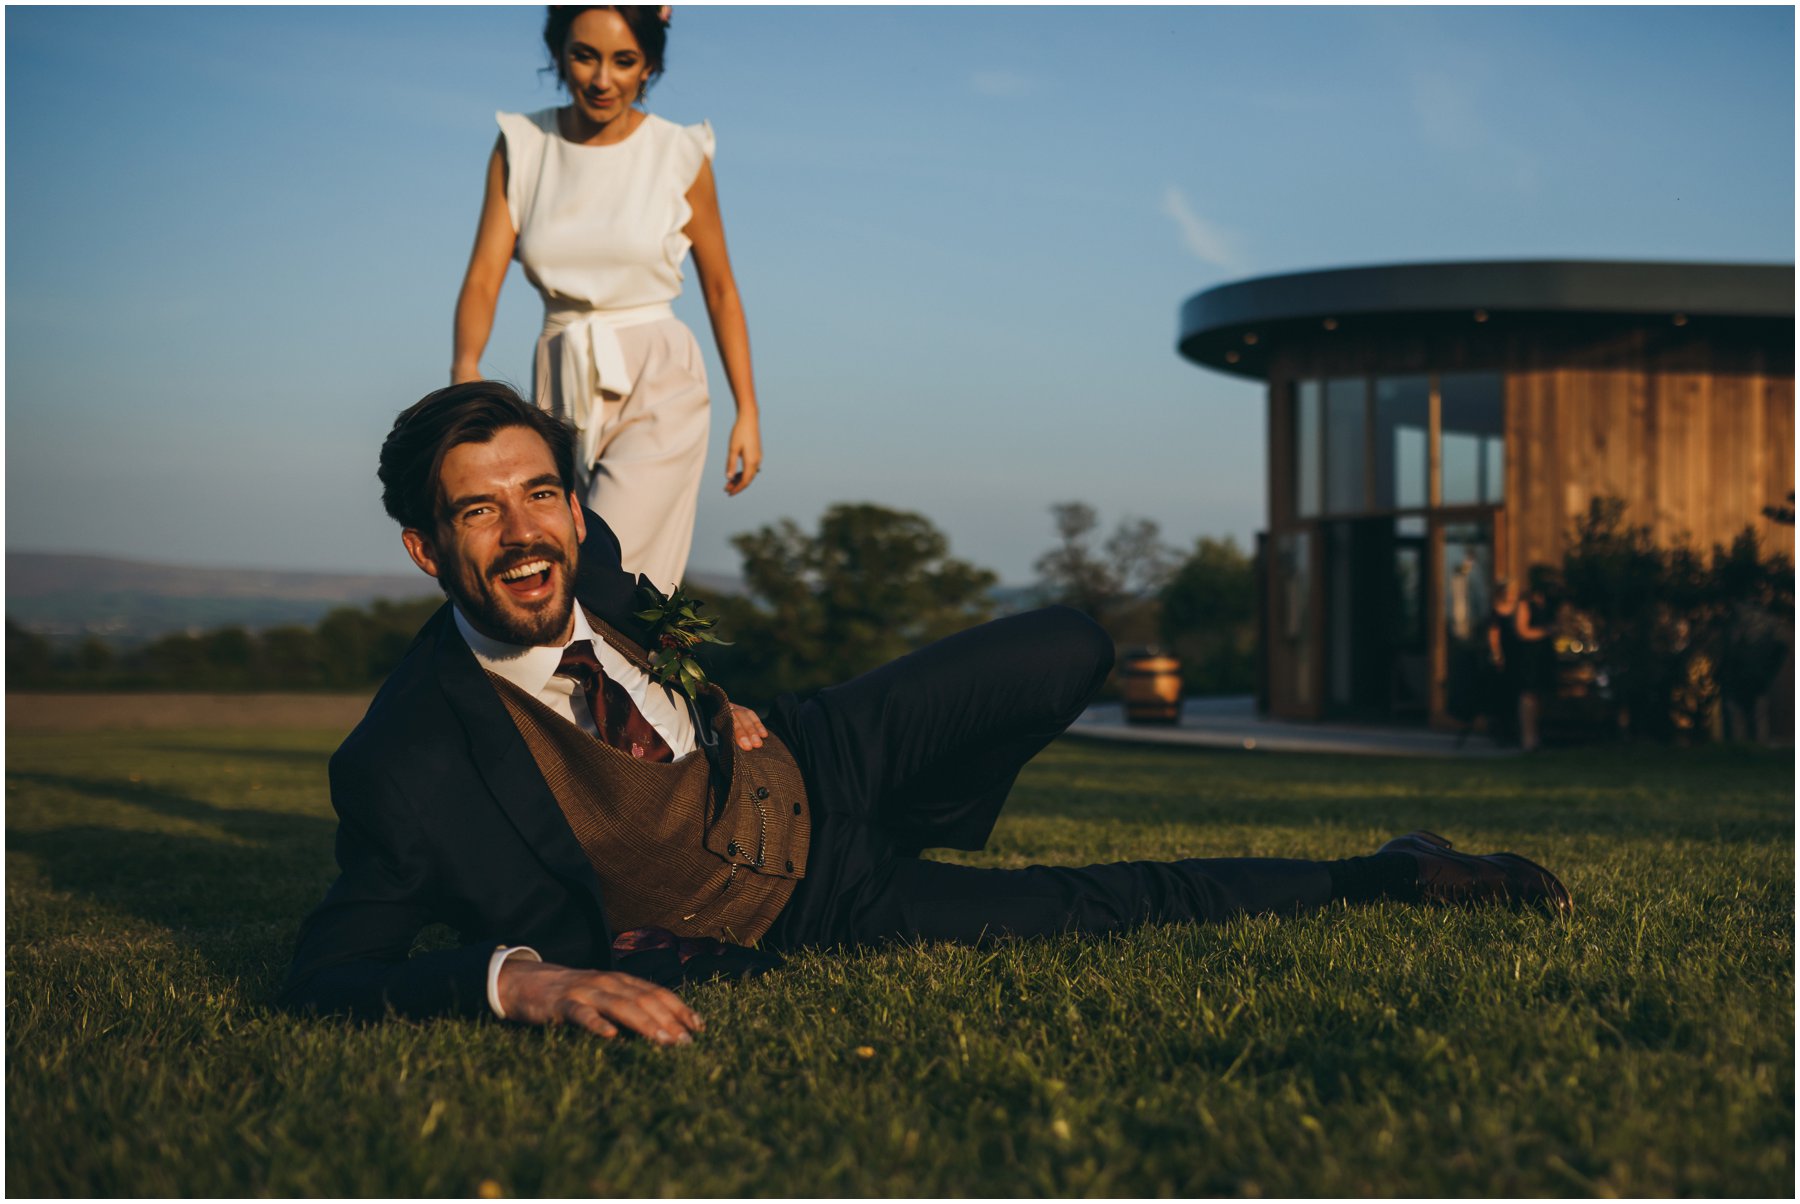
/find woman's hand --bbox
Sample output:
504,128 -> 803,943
725,703 -> 767,750
724,416 -> 762,496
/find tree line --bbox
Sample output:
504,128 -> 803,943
7,502 -> 1257,704
7,597 -> 444,692
11,496 -> 1789,744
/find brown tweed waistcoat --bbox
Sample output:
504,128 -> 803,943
488,612 -> 810,945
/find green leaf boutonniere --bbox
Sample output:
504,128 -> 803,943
634,584 -> 733,702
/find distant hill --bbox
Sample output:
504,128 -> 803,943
6,552 -> 438,644
5,550 -> 1043,646
6,551 -> 746,645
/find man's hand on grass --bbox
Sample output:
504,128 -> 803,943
497,959 -> 704,1045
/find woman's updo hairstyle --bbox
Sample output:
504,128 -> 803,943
543,6 -> 670,97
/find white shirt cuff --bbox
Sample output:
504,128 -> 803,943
486,945 -> 542,1019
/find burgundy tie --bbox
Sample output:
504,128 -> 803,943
555,641 -> 674,763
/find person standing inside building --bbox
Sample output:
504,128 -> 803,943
451,5 -> 763,592
1489,578 -> 1554,751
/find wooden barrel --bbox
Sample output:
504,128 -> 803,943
1120,651 -> 1182,725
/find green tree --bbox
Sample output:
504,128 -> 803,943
1554,497 -> 1793,743
1703,528 -> 1793,740
201,627 -> 256,688
6,620 -> 55,689
1033,503 -> 1172,620
703,503 -> 997,705
258,625 -> 328,689
1158,536 -> 1257,695
74,636 -> 115,678
1033,502 -> 1172,647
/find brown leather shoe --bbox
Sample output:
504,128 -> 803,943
1379,830 -> 1574,915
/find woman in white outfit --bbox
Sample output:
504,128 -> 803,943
452,5 -> 762,592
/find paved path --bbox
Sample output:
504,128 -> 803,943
1069,696 -> 1515,759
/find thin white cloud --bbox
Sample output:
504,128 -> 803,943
970,69 -> 1033,98
1160,186 -> 1247,272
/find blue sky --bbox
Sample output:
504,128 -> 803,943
6,5 -> 1793,584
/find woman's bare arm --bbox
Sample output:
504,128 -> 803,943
452,139 -> 517,384
1516,599 -> 1551,640
684,158 -> 762,496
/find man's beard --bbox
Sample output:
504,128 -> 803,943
444,541 -> 577,647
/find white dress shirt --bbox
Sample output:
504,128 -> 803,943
455,604 -> 698,757
454,604 -> 700,1017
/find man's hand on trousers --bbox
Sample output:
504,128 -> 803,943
496,959 -> 705,1045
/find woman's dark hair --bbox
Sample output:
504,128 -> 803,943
542,6 -> 669,96
379,381 -> 577,533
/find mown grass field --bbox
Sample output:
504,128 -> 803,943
6,719 -> 1793,1196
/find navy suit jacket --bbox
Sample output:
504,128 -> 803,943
279,509 -> 662,1018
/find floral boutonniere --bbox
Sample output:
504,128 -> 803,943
634,584 -> 732,702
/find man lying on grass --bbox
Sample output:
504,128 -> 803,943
281,382 -> 1571,1044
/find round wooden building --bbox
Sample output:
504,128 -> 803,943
1177,259 -> 1794,726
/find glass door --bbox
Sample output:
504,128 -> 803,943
1435,516 -> 1496,727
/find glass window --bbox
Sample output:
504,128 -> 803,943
1441,519 -> 1495,728
1374,376 -> 1430,510
1390,525 -> 1425,647
1324,377 -> 1366,513
1441,520 -> 1494,646
1293,381 -> 1321,519
1276,531 -> 1313,707
1327,521 -> 1353,707
1441,373 -> 1504,506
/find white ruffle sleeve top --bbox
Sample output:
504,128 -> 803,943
496,109 -> 717,313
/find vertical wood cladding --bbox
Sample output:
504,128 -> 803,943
1269,324 -> 1795,579
1262,321 -> 1792,725
1504,342 -> 1794,579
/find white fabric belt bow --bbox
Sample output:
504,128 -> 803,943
541,302 -> 676,474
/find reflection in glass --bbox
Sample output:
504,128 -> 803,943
1441,373 -> 1504,505
1276,531 -> 1313,707
1374,376 -> 1429,510
1328,522 -> 1353,708
1441,519 -> 1495,729
1391,525 -> 1429,713
1293,381 -> 1321,518
1324,378 -> 1366,513
1393,543 -> 1423,646
1441,521 -> 1494,646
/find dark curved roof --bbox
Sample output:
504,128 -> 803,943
1178,259 -> 1795,379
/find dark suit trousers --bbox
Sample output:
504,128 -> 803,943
763,607 -> 1331,950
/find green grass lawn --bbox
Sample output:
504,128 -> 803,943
6,727 -> 1793,1196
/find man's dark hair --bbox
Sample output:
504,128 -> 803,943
378,381 -> 577,532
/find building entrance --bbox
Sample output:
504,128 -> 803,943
1436,517 -> 1496,729
1322,516 -> 1431,720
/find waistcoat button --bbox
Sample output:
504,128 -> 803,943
754,786 -> 770,800
792,803 -> 802,815
726,841 -> 741,857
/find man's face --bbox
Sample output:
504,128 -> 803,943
401,425 -> 586,647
